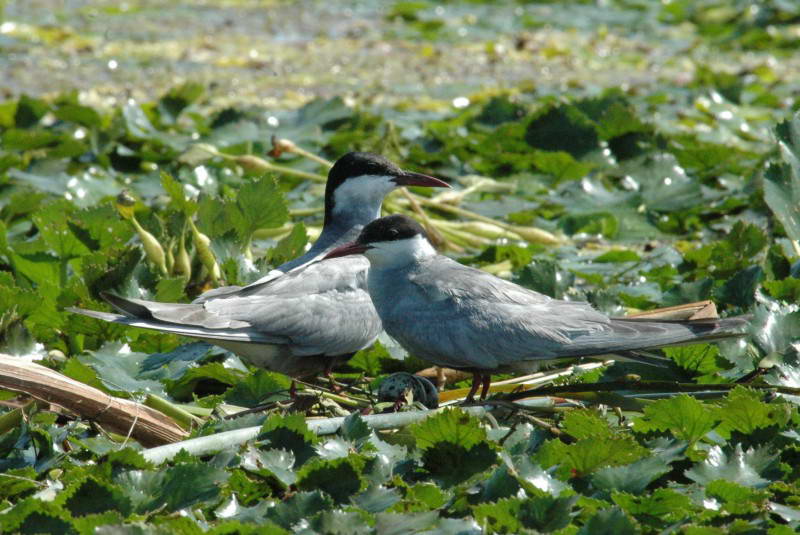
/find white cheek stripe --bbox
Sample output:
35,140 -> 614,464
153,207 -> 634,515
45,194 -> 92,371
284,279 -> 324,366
332,175 -> 395,215
366,235 -> 435,267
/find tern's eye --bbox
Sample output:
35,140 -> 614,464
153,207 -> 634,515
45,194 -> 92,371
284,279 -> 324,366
388,228 -> 399,239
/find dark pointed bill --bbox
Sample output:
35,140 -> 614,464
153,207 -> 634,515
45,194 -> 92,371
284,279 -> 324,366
324,242 -> 371,259
393,171 -> 450,189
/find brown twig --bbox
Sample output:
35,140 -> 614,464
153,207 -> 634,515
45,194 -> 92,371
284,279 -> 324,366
0,354 -> 188,447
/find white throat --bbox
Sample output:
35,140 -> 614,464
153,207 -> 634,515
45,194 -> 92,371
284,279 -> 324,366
331,175 -> 396,223
364,234 -> 436,269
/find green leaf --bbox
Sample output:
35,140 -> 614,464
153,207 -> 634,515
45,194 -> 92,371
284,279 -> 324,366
196,195 -> 235,238
593,250 -> 641,263
473,495 -> 578,533
59,477 -> 132,517
264,491 -> 333,529
684,221 -> 767,279
612,488 -> 694,524
78,342 -> 169,398
160,171 -> 197,216
764,113 -> 800,243
592,455 -> 672,494
32,200 -> 90,259
224,369 -> 291,407
561,409 -> 614,441
0,498 -> 75,535
244,447 -> 297,487
340,412 -> 371,444
54,104 -> 102,128
664,345 -> 726,376
0,466 -> 40,500
706,479 -> 769,514
713,265 -> 763,307
115,462 -> 229,513
577,507 -> 639,535
536,436 -> 648,476
352,485 -> 401,513
715,386 -> 791,437
2,129 -> 59,150
684,444 -> 781,488
525,103 -> 599,158
259,412 -> 319,466
532,150 -> 595,183
155,277 -> 187,303
231,176 -> 288,242
763,277 -> 800,303
307,510 -> 372,534
296,455 -> 365,504
165,361 -> 244,400
348,341 -> 393,376
14,94 -> 48,127
411,408 -> 487,451
158,82 -> 205,124
411,409 -> 496,486
513,258 -> 575,299
268,223 -> 308,267
633,394 -> 717,443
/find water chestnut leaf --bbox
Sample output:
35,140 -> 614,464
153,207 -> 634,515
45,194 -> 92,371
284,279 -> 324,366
59,476 -> 132,517
634,394 -> 717,444
715,386 -> 792,437
612,488 -> 694,525
685,444 -> 781,488
525,103 -> 599,158
231,176 -> 289,242
268,222 -> 308,267
577,507 -> 638,535
296,455 -> 366,504
259,412 -> 319,466
224,369 -> 291,407
536,435 -> 648,477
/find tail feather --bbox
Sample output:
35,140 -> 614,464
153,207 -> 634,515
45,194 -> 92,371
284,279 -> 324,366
67,305 -> 277,344
67,293 -> 277,344
602,315 -> 750,354
100,292 -> 249,329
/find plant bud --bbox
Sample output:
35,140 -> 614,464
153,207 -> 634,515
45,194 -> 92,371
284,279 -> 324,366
130,216 -> 168,275
461,221 -> 522,241
507,224 -> 561,245
190,222 -> 221,283
235,154 -> 272,173
269,136 -> 297,157
173,235 -> 192,279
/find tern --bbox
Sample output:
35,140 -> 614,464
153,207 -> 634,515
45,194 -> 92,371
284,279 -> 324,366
326,214 -> 750,401
69,153 -> 449,386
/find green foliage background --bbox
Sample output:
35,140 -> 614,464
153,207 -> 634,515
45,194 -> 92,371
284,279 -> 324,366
2,0 -> 800,533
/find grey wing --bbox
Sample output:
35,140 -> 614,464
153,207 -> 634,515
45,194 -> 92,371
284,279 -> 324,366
203,256 -> 382,356
375,258 -> 606,369
381,258 -> 746,370
72,256 -> 381,357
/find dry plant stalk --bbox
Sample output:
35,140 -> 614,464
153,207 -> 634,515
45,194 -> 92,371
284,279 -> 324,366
0,354 -> 188,447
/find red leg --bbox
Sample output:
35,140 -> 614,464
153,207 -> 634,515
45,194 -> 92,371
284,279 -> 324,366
289,381 -> 297,399
324,369 -> 341,393
479,374 -> 492,400
465,372 -> 482,402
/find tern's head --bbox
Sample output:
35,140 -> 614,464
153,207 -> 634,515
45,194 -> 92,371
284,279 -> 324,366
324,152 -> 448,227
325,214 -> 436,267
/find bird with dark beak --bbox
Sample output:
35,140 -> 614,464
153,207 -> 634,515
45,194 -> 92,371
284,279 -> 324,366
69,153 -> 449,387
325,214 -> 751,402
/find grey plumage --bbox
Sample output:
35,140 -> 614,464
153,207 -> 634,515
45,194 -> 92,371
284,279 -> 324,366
68,153 -> 448,380
71,256 -> 380,378
371,256 -> 746,373
326,214 -> 750,398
